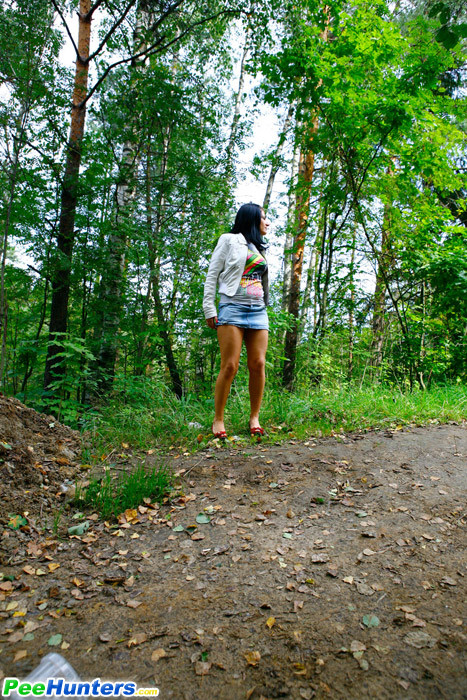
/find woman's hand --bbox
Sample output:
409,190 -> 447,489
206,317 -> 217,329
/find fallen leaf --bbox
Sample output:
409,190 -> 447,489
13,651 -> 27,662
404,631 -> 436,649
356,583 -> 375,597
22,566 -> 36,575
362,615 -> 380,628
48,563 -> 60,572
23,621 -> 40,634
127,633 -> 147,648
47,634 -> 63,647
311,553 -> 329,564
266,617 -> 276,629
8,515 -> 27,530
440,576 -> 457,586
195,661 -> 211,676
67,522 -> 90,536
343,576 -> 354,585
244,650 -> 261,666
196,514 -> 211,524
350,640 -> 366,653
8,632 -> 24,644
292,662 -> 307,675
126,600 -> 142,608
151,648 -> 167,662
191,533 -> 205,541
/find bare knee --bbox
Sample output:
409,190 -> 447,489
248,357 -> 265,374
222,361 -> 239,379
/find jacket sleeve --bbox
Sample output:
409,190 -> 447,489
203,234 -> 228,319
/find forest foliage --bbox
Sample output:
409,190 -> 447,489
0,0 -> 466,427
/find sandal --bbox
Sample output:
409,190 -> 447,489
212,424 -> 227,441
249,425 -> 265,437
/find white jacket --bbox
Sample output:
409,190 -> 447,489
203,233 -> 269,319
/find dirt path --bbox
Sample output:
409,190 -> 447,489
1,416 -> 466,699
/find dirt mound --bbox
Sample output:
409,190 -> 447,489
0,394 -> 82,521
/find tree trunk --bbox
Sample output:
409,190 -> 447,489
224,25 -> 251,198
282,138 -> 300,312
0,103 -> 30,386
263,103 -> 294,211
348,228 -> 356,380
282,115 -> 319,389
371,201 -> 392,369
44,0 -> 92,390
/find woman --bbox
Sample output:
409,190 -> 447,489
203,202 -> 270,439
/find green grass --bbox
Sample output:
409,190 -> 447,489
75,464 -> 173,520
88,380 -> 467,452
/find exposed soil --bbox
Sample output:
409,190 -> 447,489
0,396 -> 466,699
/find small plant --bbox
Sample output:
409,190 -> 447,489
52,508 -> 64,535
75,463 -> 173,520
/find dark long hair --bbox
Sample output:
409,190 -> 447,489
230,203 -> 267,251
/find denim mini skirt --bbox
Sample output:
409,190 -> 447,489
216,302 -> 269,331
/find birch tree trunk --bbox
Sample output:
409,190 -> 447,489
263,103 -> 294,211
223,26 -> 251,197
146,128 -> 183,398
371,201 -> 393,370
44,0 -> 92,390
95,1 -> 151,390
282,115 -> 319,389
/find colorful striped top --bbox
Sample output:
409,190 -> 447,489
219,243 -> 268,307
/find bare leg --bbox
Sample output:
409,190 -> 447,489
213,325 -> 244,434
244,329 -> 268,430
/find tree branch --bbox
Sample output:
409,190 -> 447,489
51,0 -> 79,57
80,8 -> 242,107
87,0 -> 138,63
86,0 -> 107,19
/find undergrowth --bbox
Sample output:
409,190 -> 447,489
75,464 -> 172,520
85,380 -> 467,454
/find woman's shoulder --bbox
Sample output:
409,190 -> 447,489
220,232 -> 247,244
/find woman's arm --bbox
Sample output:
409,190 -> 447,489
203,234 -> 228,320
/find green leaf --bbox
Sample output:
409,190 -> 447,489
195,513 -> 210,524
428,2 -> 445,18
435,26 -> 458,49
282,532 -> 293,539
8,515 -> 27,530
172,525 -> 184,532
67,521 -> 90,536
47,634 -> 63,646
362,614 -> 380,628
